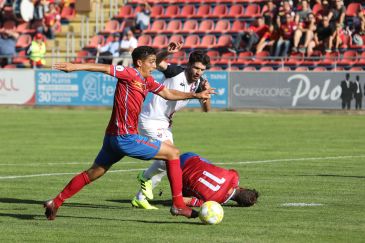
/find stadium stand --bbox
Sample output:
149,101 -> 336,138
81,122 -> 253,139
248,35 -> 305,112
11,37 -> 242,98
1,0 -> 365,70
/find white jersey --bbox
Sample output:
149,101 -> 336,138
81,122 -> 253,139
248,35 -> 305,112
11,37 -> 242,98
139,65 -> 202,130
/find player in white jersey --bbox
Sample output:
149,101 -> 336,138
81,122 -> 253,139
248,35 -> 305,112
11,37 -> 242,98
131,42 -> 212,209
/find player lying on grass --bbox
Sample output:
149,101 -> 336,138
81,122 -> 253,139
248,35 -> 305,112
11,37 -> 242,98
131,41 -> 212,209
134,152 -> 259,209
43,46 -> 215,220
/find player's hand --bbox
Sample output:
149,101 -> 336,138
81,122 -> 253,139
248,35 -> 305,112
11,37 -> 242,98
167,40 -> 183,54
52,63 -> 75,72
201,79 -> 211,91
196,88 -> 216,99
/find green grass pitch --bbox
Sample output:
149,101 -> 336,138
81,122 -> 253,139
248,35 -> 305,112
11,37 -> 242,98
0,107 -> 364,242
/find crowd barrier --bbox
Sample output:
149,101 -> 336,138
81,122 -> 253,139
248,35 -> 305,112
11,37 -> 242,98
1,69 -> 364,109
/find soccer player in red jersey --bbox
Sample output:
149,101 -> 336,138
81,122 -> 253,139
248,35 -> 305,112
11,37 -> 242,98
44,46 -> 215,220
180,152 -> 259,207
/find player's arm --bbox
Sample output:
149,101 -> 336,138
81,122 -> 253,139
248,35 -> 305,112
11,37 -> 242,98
156,41 -> 183,71
157,87 -> 215,101
53,63 -> 110,74
183,197 -> 204,207
198,79 -> 212,112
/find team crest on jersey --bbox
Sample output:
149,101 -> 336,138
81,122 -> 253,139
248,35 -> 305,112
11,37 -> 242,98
131,79 -> 145,92
115,65 -> 124,71
180,83 -> 185,87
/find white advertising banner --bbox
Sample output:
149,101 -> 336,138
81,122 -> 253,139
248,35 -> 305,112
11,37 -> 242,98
0,70 -> 35,105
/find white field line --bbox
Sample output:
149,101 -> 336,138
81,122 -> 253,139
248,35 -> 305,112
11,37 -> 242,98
0,154 -> 364,180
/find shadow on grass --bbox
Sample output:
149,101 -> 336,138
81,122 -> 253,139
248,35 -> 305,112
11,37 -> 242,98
108,199 -> 172,206
0,212 -> 201,225
299,174 -> 365,179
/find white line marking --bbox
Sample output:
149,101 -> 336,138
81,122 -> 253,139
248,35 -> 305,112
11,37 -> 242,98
0,154 -> 364,180
281,203 -> 323,207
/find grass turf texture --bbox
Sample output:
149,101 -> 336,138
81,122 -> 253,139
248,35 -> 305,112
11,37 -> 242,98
0,107 -> 364,242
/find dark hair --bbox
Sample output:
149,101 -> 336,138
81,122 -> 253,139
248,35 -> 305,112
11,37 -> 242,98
188,50 -> 211,68
234,188 -> 259,207
131,46 -> 157,66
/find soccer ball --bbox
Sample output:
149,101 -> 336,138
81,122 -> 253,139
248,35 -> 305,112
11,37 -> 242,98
199,201 -> 224,225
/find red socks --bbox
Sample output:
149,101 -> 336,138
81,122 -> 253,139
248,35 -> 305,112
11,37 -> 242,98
53,171 -> 91,208
166,159 -> 185,207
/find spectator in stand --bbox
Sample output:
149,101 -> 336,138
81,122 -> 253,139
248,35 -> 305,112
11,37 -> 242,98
116,29 -> 138,66
275,13 -> 297,57
262,0 -> 278,26
353,75 -> 363,110
328,0 -> 345,27
231,17 -> 269,53
276,0 -> 295,27
97,32 -> 121,65
43,2 -> 61,39
315,0 -> 331,21
0,29 -> 19,67
328,23 -> 346,52
256,24 -> 279,53
313,16 -> 335,52
27,33 -> 47,68
134,0 -> 152,32
33,0 -> 48,21
295,0 -> 312,24
292,13 -> 317,55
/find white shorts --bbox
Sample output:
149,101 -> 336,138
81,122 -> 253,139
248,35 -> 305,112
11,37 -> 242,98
138,122 -> 174,143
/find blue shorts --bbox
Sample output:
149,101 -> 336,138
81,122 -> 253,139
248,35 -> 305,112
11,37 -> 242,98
180,152 -> 211,168
94,134 -> 161,167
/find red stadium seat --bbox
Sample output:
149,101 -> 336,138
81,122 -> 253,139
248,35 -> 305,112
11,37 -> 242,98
60,6 -> 76,21
216,52 -> 236,66
15,34 -> 32,50
169,35 -> 184,44
211,19 -> 230,34
216,35 -> 232,48
151,35 -> 168,49
243,4 -> 261,18
164,5 -> 179,18
356,52 -> 365,66
177,5 -> 195,18
100,20 -> 119,34
84,35 -> 105,49
16,23 -> 36,34
206,50 -> 220,65
337,50 -> 358,66
259,66 -> 274,71
346,3 -> 361,17
277,66 -> 291,71
3,64 -> 18,69
116,5 -> 134,19
318,52 -> 339,67
250,51 -> 270,66
74,50 -> 90,63
199,35 -> 216,49
313,67 -> 327,71
151,5 -> 164,18
168,51 -> 186,64
227,4 -> 245,18
191,5 -> 211,18
144,19 -> 166,34
209,4 -> 228,18
243,66 -> 256,71
227,66 -> 240,71
295,66 -> 309,71
229,20 -> 246,34
233,51 -> 253,65
137,34 -> 153,46
183,35 -> 200,49
197,19 -> 214,34
301,50 -> 322,67
12,50 -> 29,66
349,67 -> 363,71
179,19 -> 198,34
285,53 -> 304,67
163,20 -> 182,34
210,66 -> 223,71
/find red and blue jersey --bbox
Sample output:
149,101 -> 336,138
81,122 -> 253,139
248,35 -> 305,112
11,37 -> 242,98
106,65 -> 165,135
182,155 -> 239,204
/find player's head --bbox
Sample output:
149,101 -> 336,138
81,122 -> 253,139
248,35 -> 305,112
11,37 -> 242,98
186,50 -> 210,82
345,73 -> 350,80
132,46 -> 157,77
233,188 -> 259,207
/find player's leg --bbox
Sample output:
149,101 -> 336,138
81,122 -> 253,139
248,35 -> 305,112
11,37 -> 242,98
44,135 -> 122,220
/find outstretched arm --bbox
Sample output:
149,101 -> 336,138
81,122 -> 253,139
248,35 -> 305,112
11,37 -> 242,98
156,41 -> 183,71
53,63 -> 110,74
199,79 -> 211,112
157,87 -> 215,101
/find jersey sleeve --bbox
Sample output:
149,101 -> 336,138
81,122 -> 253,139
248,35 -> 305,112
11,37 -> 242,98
109,65 -> 130,80
146,76 -> 165,94
162,64 -> 184,78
